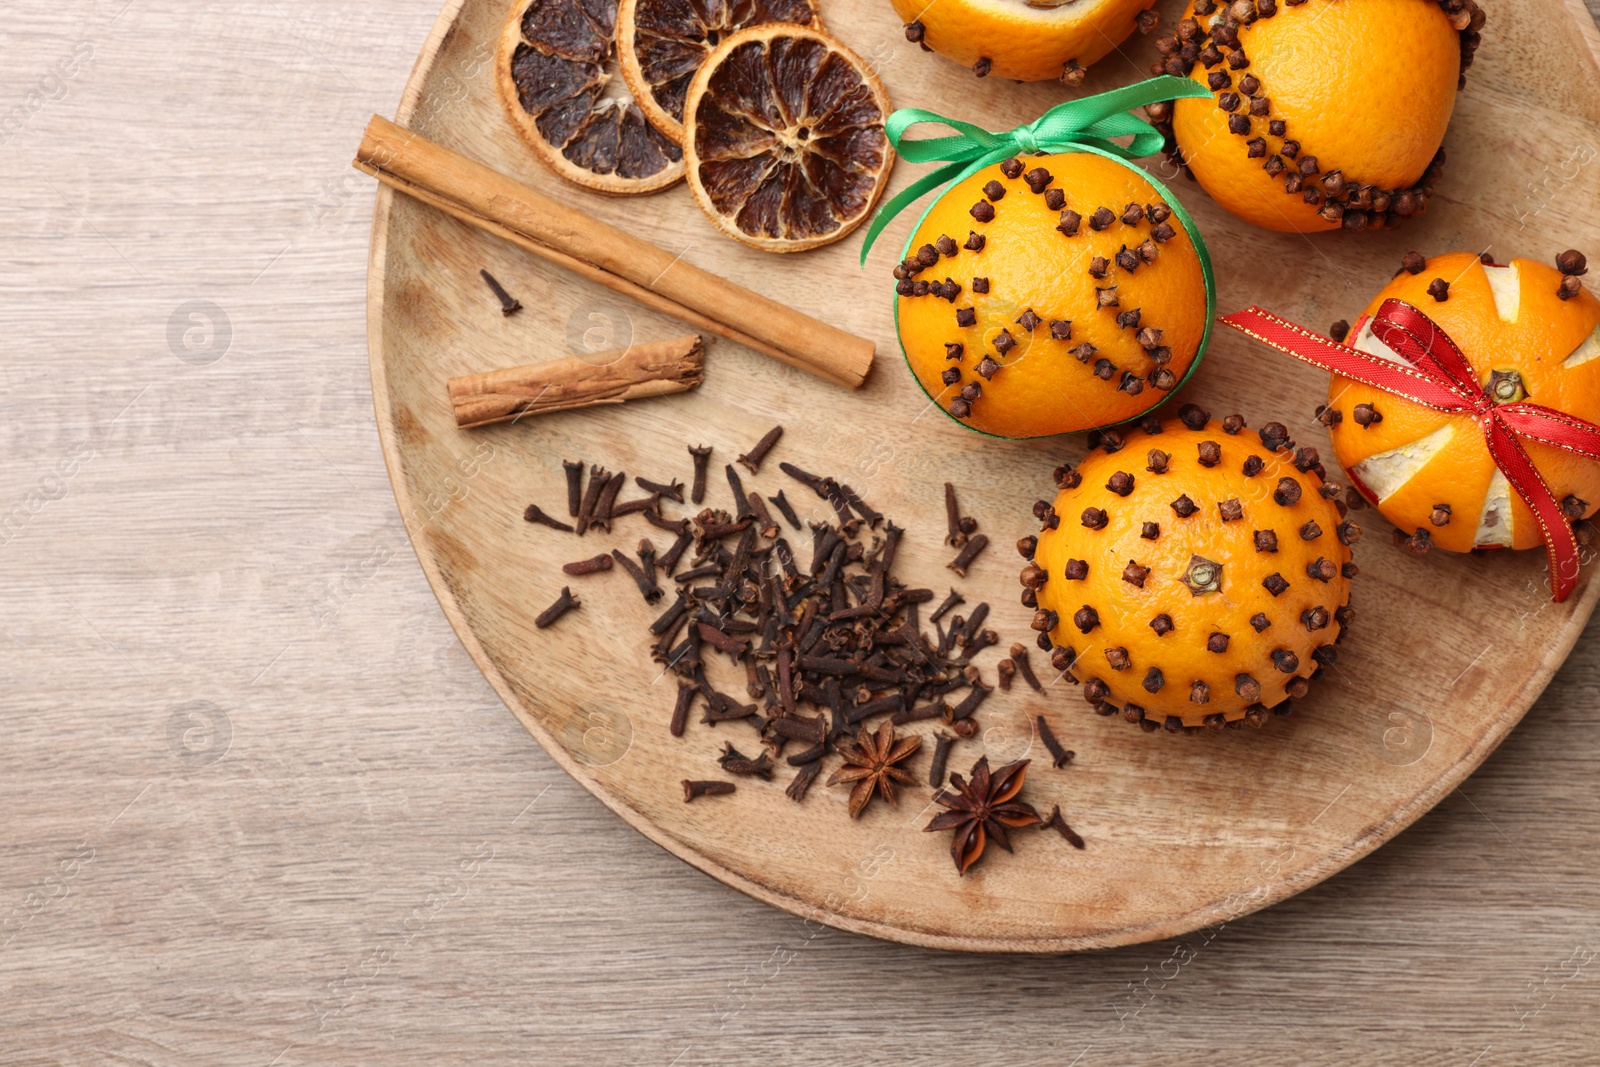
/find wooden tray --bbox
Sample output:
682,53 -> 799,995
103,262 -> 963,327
366,0 -> 1600,951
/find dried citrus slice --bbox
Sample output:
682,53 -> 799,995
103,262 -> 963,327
617,0 -> 823,144
681,25 -> 894,253
495,0 -> 684,195
896,153 -> 1209,437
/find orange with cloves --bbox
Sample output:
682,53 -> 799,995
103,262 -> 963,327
1021,406 -> 1356,731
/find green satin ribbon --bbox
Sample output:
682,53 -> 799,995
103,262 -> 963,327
862,75 -> 1221,436
860,75 -> 1210,260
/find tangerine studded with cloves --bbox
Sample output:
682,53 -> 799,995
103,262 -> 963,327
896,152 -> 1207,438
893,0 -> 1160,84
1327,250 -> 1600,552
1020,409 -> 1356,731
1146,0 -> 1483,233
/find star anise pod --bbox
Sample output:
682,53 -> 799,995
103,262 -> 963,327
826,720 -> 922,818
924,755 -> 1042,874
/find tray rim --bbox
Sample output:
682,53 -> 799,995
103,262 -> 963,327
364,0 -> 1600,952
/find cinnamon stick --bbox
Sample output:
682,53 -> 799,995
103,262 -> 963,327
353,116 -> 875,389
448,336 -> 704,428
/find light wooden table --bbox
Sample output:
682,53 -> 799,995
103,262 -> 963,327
4,0 -> 1600,1062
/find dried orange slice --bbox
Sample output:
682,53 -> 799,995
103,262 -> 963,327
495,0 -> 684,195
617,0 -> 823,144
681,25 -> 894,253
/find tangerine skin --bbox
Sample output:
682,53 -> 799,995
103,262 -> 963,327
890,0 -> 1155,83
1170,0 -> 1461,233
1029,417 -> 1354,729
1327,253 -> 1600,553
897,153 -> 1208,438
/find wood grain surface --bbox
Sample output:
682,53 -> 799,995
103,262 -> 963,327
372,0 -> 1600,954
4,0 -> 1600,1060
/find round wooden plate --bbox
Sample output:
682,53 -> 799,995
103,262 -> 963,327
366,0 -> 1600,951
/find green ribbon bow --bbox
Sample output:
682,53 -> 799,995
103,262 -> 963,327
860,75 -> 1210,259
860,75 -> 1220,436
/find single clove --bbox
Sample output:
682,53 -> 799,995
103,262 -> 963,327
670,682 -> 695,737
948,534 -> 989,577
612,549 -> 662,603
608,494 -> 659,519
930,588 -> 964,625
563,553 -> 613,576
479,269 -> 521,316
1041,805 -> 1085,848
717,743 -> 775,779
786,762 -> 821,802
575,465 -> 608,536
682,780 -> 735,802
1010,644 -> 1044,692
635,476 -> 684,502
563,459 -> 584,516
535,586 -> 580,629
738,425 -> 783,474
944,482 -> 966,547
524,504 -> 575,532
1036,716 -> 1073,767
767,490 -> 802,530
689,445 -> 712,504
928,732 -> 955,788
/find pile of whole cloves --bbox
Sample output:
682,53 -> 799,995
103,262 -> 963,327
525,426 -> 1081,854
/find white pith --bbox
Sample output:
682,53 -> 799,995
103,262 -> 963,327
1563,322 -> 1600,368
1349,423 -> 1457,502
1345,264 -> 1534,542
1483,263 -> 1520,324
1474,467 -> 1515,547
1352,319 -> 1405,365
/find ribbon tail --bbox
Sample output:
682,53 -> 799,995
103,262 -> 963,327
860,148 -> 1021,264
1059,124 -> 1169,161
883,108 -> 1008,162
1028,77 -> 1211,161
1488,418 -> 1581,603
1499,402 -> 1600,460
1219,308 -> 1472,411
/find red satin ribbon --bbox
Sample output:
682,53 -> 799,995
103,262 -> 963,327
1221,299 -> 1600,602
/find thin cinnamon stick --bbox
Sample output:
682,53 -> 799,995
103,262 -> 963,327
448,335 -> 704,428
354,115 -> 875,389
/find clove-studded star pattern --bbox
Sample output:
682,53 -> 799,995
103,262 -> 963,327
895,153 -> 1207,437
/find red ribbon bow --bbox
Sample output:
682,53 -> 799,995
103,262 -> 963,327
1221,299 -> 1600,602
